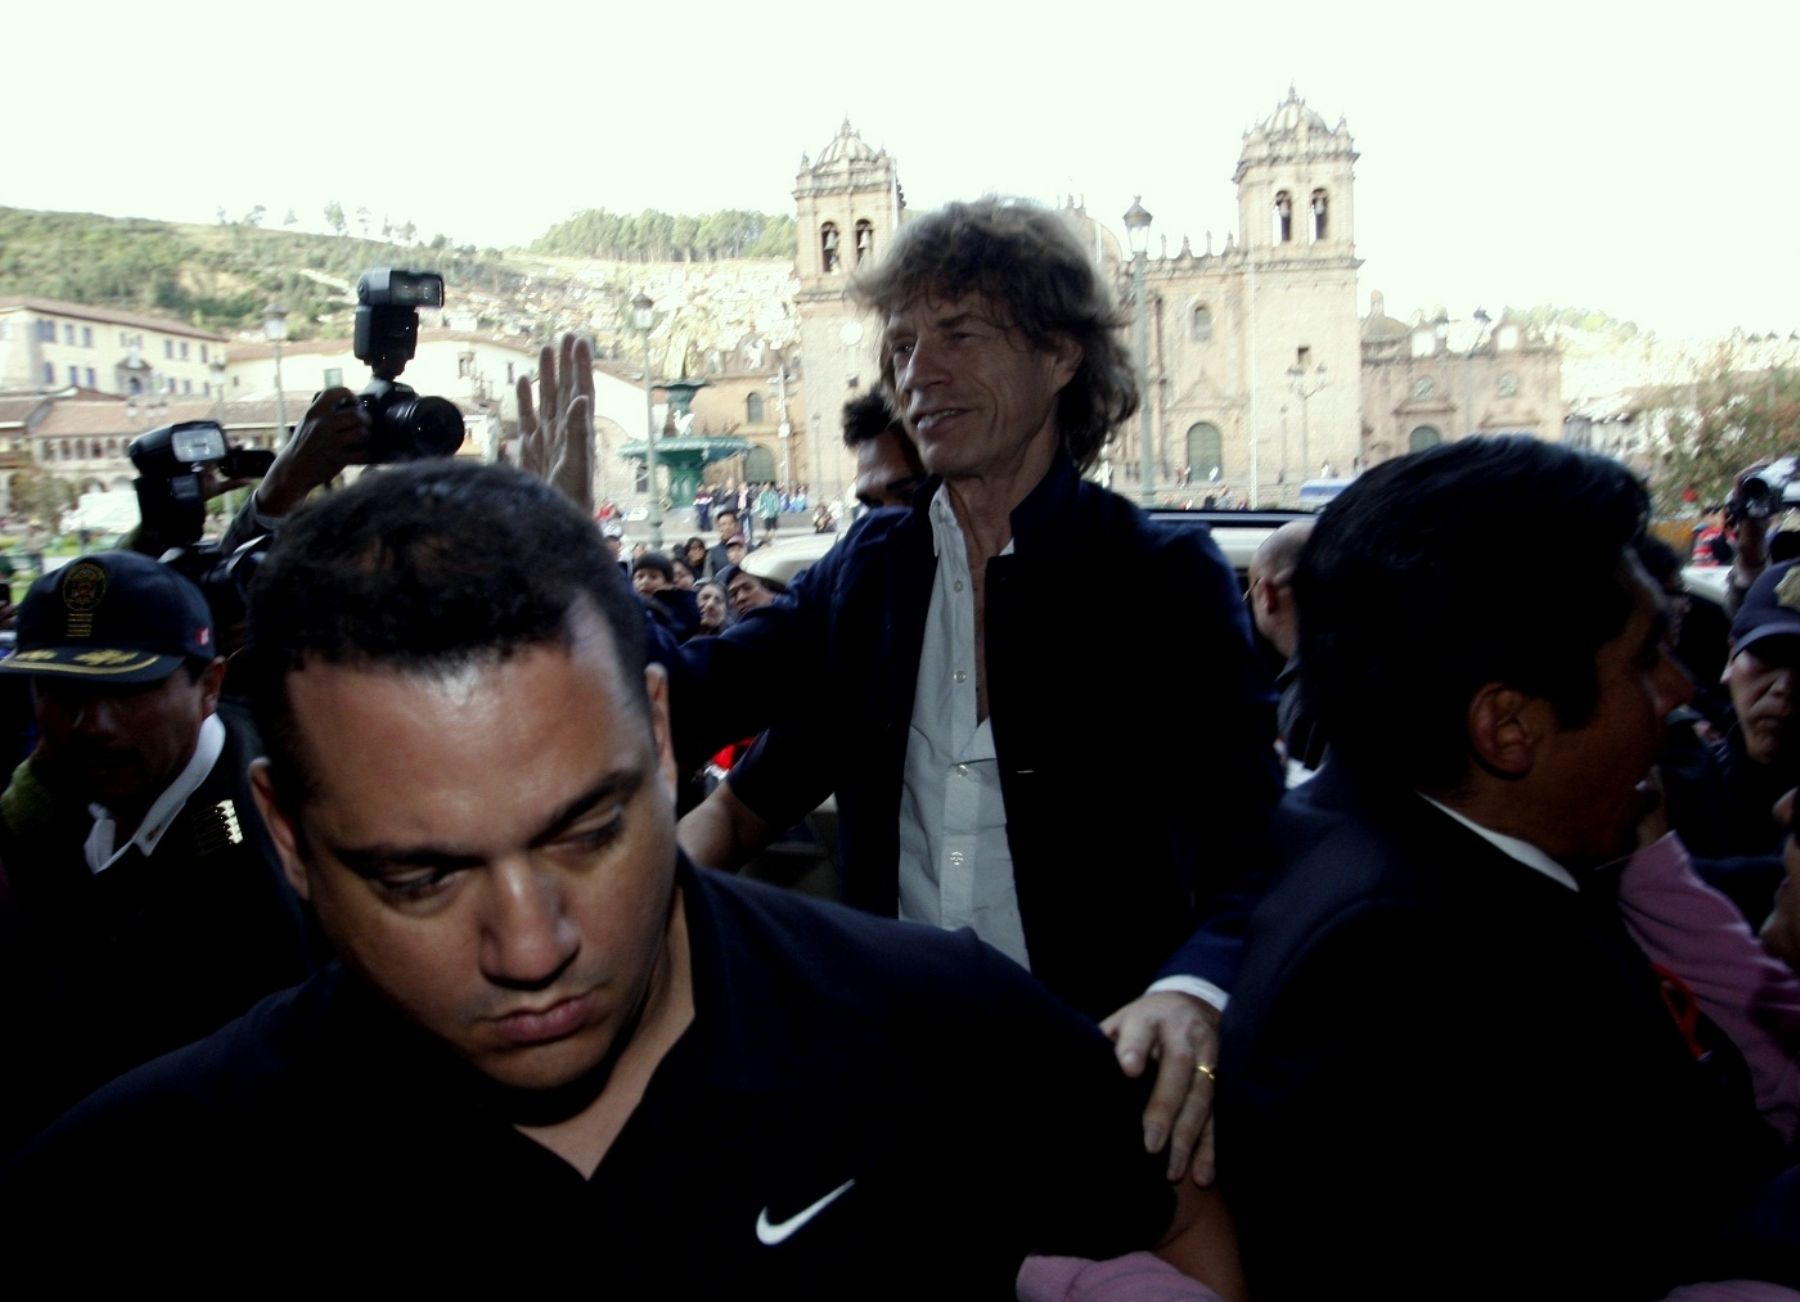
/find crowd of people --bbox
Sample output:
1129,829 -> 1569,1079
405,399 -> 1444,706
0,196 -> 1795,1297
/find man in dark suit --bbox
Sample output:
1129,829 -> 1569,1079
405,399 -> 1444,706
1218,436 -> 1797,1298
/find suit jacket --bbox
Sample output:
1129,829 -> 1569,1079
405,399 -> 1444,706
1218,764 -> 1790,1299
661,453 -> 1280,1019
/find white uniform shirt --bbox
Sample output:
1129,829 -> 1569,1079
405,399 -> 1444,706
84,714 -> 226,875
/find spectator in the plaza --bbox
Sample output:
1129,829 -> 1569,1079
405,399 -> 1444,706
1664,557 -> 1800,928
1245,520 -> 1325,775
0,551 -> 311,1158
1218,436 -> 1794,1298
683,537 -> 709,578
706,509 -> 744,578
0,462 -> 1240,1296
694,581 -> 730,636
756,481 -> 782,536
843,390 -> 927,512
720,563 -> 784,620
631,552 -> 700,642
670,557 -> 696,590
653,197 -> 1280,1189
693,487 -> 713,533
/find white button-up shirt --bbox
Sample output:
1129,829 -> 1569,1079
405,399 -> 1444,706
84,714 -> 226,875
898,489 -> 1030,967
896,487 -> 1227,1011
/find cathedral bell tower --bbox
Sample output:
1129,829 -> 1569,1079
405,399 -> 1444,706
793,120 -> 903,500
1231,88 -> 1363,487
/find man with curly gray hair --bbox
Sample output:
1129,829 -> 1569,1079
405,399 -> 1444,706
667,196 -> 1280,1191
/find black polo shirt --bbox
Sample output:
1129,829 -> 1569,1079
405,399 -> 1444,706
3,860 -> 1173,1292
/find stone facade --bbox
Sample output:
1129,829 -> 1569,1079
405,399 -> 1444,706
1360,294 -> 1563,465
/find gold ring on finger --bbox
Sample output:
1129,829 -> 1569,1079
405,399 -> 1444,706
1194,1062 -> 1217,1082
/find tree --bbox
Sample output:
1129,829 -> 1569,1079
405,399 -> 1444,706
8,462 -> 75,527
355,206 -> 372,238
283,210 -> 298,227
243,205 -> 266,228
324,201 -> 347,237
1644,346 -> 1800,512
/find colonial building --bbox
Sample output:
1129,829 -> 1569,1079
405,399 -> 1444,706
0,298 -> 227,400
1360,294 -> 1563,466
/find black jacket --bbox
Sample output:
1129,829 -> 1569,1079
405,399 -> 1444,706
1219,764 -> 1792,1298
661,453 -> 1280,1019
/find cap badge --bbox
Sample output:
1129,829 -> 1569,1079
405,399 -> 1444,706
61,561 -> 107,639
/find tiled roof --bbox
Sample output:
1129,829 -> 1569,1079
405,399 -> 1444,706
225,328 -> 539,363
0,297 -> 225,342
32,392 -> 485,437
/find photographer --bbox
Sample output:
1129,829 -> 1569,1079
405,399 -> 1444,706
216,387 -> 376,554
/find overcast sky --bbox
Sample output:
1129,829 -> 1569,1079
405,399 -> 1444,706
9,0 -> 1793,340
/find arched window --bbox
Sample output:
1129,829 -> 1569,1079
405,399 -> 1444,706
1409,425 -> 1441,453
854,219 -> 874,265
1310,189 -> 1329,242
746,392 -> 765,423
1186,422 -> 1224,479
127,376 -> 142,394
821,223 -> 841,273
90,440 -> 103,460
1274,192 -> 1293,244
1191,305 -> 1213,343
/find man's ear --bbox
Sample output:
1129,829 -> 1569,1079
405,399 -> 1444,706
197,657 -> 227,719
1046,334 -> 1083,396
643,663 -> 677,801
249,758 -> 310,901
1467,683 -> 1539,779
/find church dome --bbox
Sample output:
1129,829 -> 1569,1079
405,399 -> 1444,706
815,119 -> 882,167
1361,290 -> 1410,343
1255,87 -> 1330,137
1055,201 -> 1124,276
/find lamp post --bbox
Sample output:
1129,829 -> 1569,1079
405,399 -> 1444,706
263,302 -> 289,446
1123,197 -> 1154,505
1465,307 -> 1491,440
1286,361 -> 1328,479
772,364 -> 793,491
632,291 -> 662,550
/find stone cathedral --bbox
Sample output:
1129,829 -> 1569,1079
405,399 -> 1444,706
790,93 -> 1559,506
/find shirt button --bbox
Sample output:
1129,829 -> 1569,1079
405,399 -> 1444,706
953,669 -> 967,684
949,851 -> 966,867
953,580 -> 964,593
956,763 -> 970,777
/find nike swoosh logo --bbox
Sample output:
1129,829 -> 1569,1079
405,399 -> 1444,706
755,1178 -> 856,1246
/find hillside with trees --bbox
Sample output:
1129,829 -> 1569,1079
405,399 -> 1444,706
0,206 -> 522,339
530,208 -> 794,262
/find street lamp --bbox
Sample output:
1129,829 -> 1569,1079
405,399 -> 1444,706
1123,197 -> 1154,505
771,364 -> 793,491
263,302 -> 289,446
632,291 -> 662,550
1286,361 -> 1328,478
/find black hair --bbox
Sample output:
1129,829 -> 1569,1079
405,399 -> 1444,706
247,460 -> 649,809
1297,436 -> 1648,794
1634,535 -> 1682,588
842,391 -> 902,448
631,551 -> 675,583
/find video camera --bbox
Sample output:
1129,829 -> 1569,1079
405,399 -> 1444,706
353,268 -> 466,461
1729,456 -> 1800,523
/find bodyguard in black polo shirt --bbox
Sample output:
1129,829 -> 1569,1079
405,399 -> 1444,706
2,463 -> 1234,1295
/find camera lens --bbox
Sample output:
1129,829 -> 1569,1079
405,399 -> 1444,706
386,395 -> 465,459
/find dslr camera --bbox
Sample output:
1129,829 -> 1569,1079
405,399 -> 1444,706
128,419 -> 278,639
129,419 -> 275,548
1730,456 -> 1800,522
353,268 -> 466,461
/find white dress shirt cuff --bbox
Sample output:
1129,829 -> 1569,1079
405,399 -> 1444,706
1146,974 -> 1229,1013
